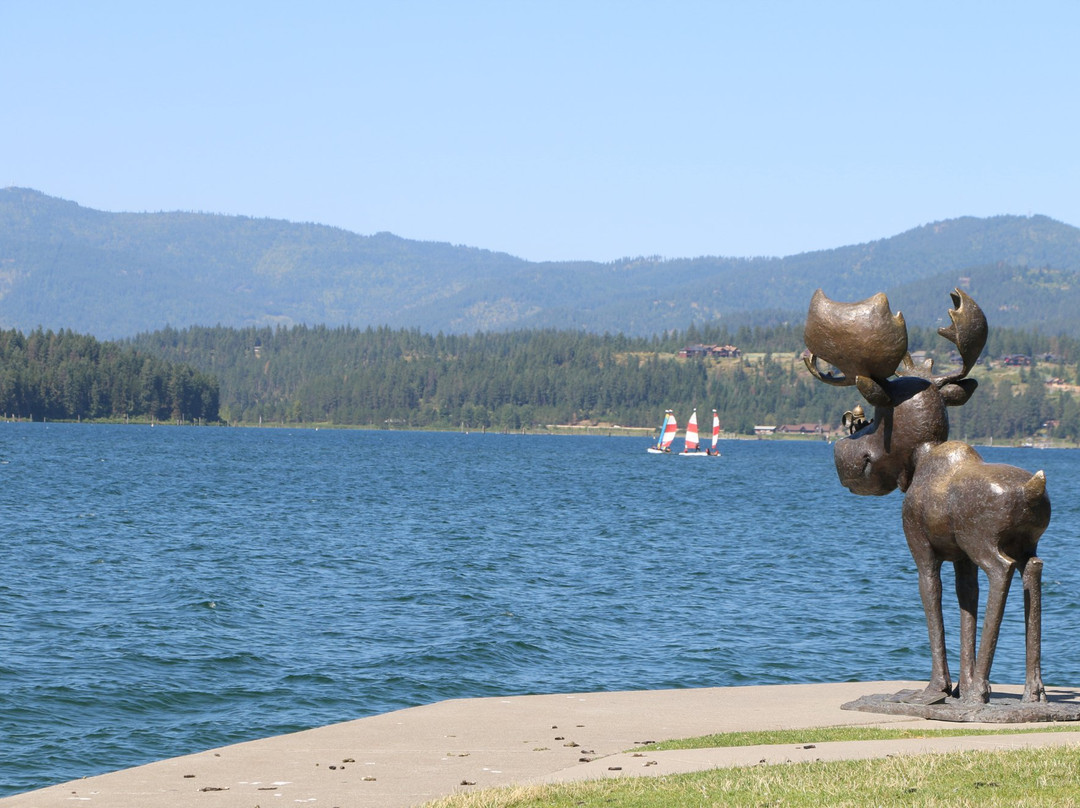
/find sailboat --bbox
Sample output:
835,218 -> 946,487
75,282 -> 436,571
707,408 -> 722,456
679,409 -> 709,456
647,410 -> 678,453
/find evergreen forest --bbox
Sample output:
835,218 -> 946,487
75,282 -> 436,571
133,323 -> 821,433
6,321 -> 1080,444
0,328 -> 219,423
123,322 -> 1080,444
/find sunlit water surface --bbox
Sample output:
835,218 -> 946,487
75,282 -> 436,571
2,424 -> 1078,795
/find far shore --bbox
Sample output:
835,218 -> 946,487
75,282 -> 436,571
6,416 -> 1077,449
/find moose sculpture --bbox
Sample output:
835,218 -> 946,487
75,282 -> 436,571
804,288 -> 1051,707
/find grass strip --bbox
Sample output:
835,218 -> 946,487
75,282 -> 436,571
423,744 -> 1080,807
632,722 -> 1080,751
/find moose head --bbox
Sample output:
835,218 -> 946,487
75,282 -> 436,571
804,288 -> 1050,707
804,288 -> 985,495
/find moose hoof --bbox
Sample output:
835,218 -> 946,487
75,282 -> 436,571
1023,685 -> 1048,703
958,683 -> 991,705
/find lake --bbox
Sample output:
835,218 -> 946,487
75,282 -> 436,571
1,423 -> 1078,796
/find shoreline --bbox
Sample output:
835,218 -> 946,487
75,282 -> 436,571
3,682 -> 1079,807
5,418 -> 1076,449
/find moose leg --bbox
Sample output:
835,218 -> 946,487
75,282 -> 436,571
913,558 -> 952,703
1021,556 -> 1046,703
953,557 -> 979,700
967,555 -> 1016,704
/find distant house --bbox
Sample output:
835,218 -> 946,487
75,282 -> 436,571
678,343 -> 741,358
778,423 -> 824,435
710,344 -> 741,358
1002,354 -> 1032,366
754,425 -> 777,435
678,344 -> 712,358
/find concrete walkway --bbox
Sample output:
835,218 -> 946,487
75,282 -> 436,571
4,681 -> 1080,807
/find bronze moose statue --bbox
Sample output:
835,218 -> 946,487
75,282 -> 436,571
804,288 -> 1051,706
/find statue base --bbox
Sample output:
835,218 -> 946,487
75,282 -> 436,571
842,689 -> 1080,723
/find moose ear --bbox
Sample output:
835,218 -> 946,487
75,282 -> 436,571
940,378 -> 978,406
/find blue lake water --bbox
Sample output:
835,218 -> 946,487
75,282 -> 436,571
1,423 -> 1079,796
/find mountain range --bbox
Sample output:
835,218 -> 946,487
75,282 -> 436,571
3,187 -> 1080,339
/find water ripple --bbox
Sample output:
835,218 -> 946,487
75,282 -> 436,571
1,425 -> 1078,795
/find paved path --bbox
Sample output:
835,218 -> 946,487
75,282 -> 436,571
5,681 -> 1080,807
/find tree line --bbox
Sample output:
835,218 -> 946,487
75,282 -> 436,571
125,322 -> 1080,442
0,328 -> 219,423
1,320 -> 1076,441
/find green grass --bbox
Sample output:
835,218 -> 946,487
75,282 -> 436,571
423,745 -> 1080,807
633,723 -> 1080,751
421,725 -> 1080,808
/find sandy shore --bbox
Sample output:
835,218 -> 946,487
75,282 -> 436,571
4,681 -> 1080,807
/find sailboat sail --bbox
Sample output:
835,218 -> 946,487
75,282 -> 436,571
683,410 -> 700,452
659,410 -> 678,449
648,409 -> 678,453
711,409 -> 720,453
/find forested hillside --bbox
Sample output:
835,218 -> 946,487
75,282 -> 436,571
132,325 -> 786,430
4,187 -> 1080,338
2,319 -> 1078,444
127,323 -> 1080,443
5,184 -> 1080,440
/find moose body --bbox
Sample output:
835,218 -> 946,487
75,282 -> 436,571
806,289 -> 1050,705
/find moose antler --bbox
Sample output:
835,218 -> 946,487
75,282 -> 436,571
933,288 -> 987,385
804,288 -> 987,390
803,290 -> 908,386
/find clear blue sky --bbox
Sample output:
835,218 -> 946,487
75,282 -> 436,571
3,2 -> 1078,262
